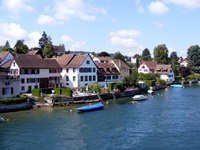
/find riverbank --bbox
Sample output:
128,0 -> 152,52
0,85 -> 166,113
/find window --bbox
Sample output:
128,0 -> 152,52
13,62 -> 15,67
89,76 -> 92,81
73,68 -> 76,73
21,78 -> 25,84
93,68 -> 96,72
86,60 -> 90,64
85,76 -> 88,81
93,76 -> 96,81
88,68 -> 92,72
66,69 -> 69,73
11,87 -> 14,94
80,76 -> 83,81
142,65 -> 145,69
73,76 -> 76,81
2,88 -> 9,95
21,86 -> 25,91
66,76 -> 69,81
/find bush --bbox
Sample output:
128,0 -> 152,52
61,88 -> 72,96
54,88 -> 61,95
32,89 -> 40,97
0,97 -> 27,105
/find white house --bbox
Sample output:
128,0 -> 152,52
10,54 -> 61,93
138,61 -> 175,82
55,53 -> 98,88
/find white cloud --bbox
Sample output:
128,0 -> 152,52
111,37 -> 139,49
0,22 -> 41,48
37,15 -> 61,25
54,0 -> 106,21
71,42 -> 86,50
110,29 -> 143,54
110,29 -> 141,38
61,35 -> 74,43
165,0 -> 200,9
2,0 -> 33,14
60,34 -> 85,50
153,21 -> 164,28
0,23 -> 27,42
26,32 -> 41,48
149,1 -> 169,15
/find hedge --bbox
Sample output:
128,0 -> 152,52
54,88 -> 61,95
0,97 -> 27,105
61,88 -> 72,96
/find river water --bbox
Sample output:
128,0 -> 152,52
1,84 -> 200,150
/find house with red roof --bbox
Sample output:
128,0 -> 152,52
138,61 -> 175,82
9,54 -> 62,93
93,56 -> 130,82
53,53 -> 97,88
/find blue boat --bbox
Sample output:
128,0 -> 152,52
77,103 -> 104,112
170,84 -> 183,88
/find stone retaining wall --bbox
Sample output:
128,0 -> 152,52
0,102 -> 32,113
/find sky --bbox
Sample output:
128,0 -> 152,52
1,0 -> 200,58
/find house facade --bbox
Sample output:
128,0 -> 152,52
56,54 -> 98,88
95,62 -> 120,87
138,61 -> 175,82
10,54 -> 61,93
93,56 -> 130,81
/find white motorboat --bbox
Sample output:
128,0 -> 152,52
148,90 -> 154,95
0,117 -> 5,122
132,95 -> 148,101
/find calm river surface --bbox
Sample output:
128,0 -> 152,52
1,84 -> 200,150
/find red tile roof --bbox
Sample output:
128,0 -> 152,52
14,54 -> 61,69
0,51 -> 9,63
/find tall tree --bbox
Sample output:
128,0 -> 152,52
14,40 -> 29,54
4,41 -> 10,48
42,42 -> 55,58
153,44 -> 169,64
98,51 -> 110,57
187,45 -> 200,67
113,51 -> 125,61
170,51 -> 178,64
38,31 -> 54,58
39,31 -> 48,48
142,48 -> 151,61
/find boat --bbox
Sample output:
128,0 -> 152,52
132,95 -> 148,101
170,84 -> 183,88
76,103 -> 104,112
148,89 -> 154,95
0,117 -> 5,122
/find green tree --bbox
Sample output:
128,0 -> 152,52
113,51 -> 125,61
88,83 -> 102,93
14,40 -> 29,54
39,31 -> 48,48
123,69 -> 138,86
142,48 -> 151,61
42,42 -> 55,58
153,44 -> 169,64
178,66 -> 191,78
187,45 -> 200,67
4,40 -> 10,48
98,51 -> 110,57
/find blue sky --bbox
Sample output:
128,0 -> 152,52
1,0 -> 200,58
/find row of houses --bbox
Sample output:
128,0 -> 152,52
0,51 -> 130,98
0,49 -> 179,98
